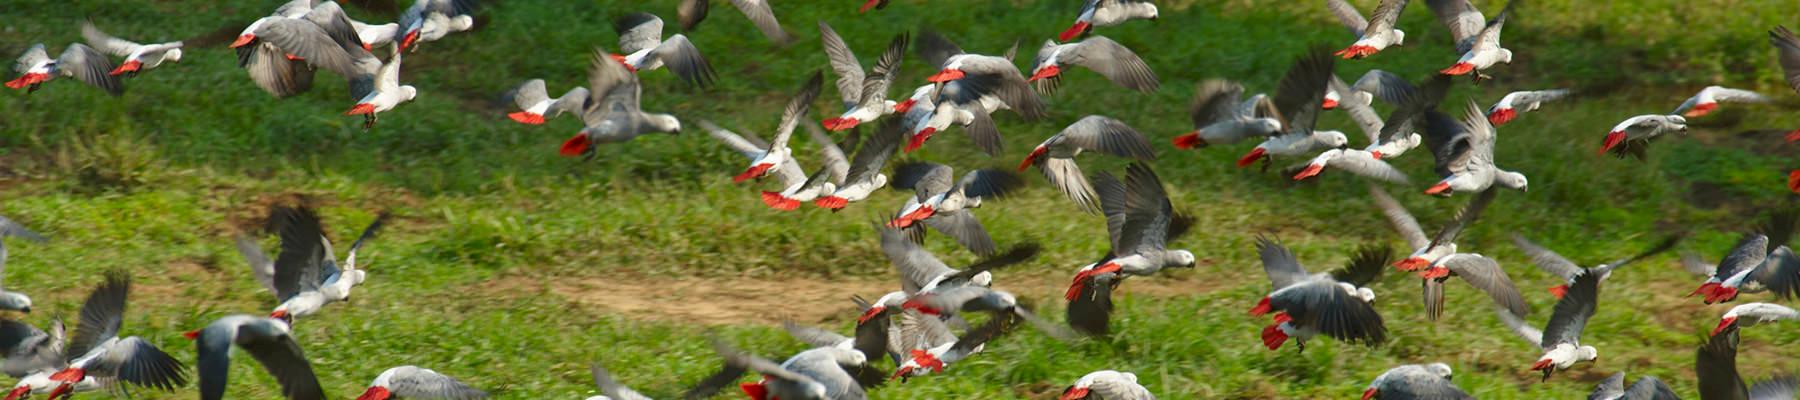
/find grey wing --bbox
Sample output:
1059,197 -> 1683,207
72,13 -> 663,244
1367,185 -> 1430,249
1061,116 -> 1157,160
1327,152 -> 1411,184
957,169 -> 1025,199
509,79 -> 549,110
1093,170 -> 1129,249
550,87 -> 592,117
1492,302 -> 1543,346
651,34 -> 718,87
915,30 -> 964,69
1426,184 -> 1500,251
964,110 -> 1005,156
1271,47 -> 1335,135
239,332 -> 326,400
1468,3 -> 1511,53
1422,110 -> 1474,177
817,21 -> 865,107
959,56 -> 1046,119
922,210 -> 997,257
589,364 -> 652,400
1269,280 -> 1387,345
0,216 -> 45,243
1771,26 -> 1800,96
1540,272 -> 1599,349
1044,158 -> 1100,214
14,44 -> 49,74
302,1 -> 364,55
701,120 -> 768,159
1514,89 -> 1573,106
770,72 -> 825,150
1190,80 -> 1245,128
270,206 -> 326,301
677,0 -> 710,31
1351,69 -> 1419,106
1590,372 -> 1626,400
1716,234 -> 1771,281
1326,0 -> 1370,35
806,125 -> 850,183
728,0 -> 792,44
1117,163 -> 1175,254
1624,376 -> 1680,400
614,13 -> 664,55
1066,270 -> 1116,336
244,44 -> 316,98
387,368 -> 487,399
68,270 -> 129,362
585,48 -> 642,123
783,320 -> 851,348
710,339 -> 813,385
1696,327 -> 1748,400
876,224 -> 955,293
254,19 -> 363,79
844,118 -> 904,184
1750,377 -> 1799,400
1753,246 -> 1800,300
80,22 -> 143,56
1063,36 -> 1159,93
1256,237 -> 1312,290
55,44 -> 123,96
236,236 -> 279,294
1365,0 -> 1411,34
889,162 -> 955,201
93,337 -> 189,391
1444,255 -> 1530,318
1426,0 -> 1484,52
1509,235 -> 1582,280
859,32 -> 909,108
1681,252 -> 1719,277
1331,76 -> 1384,141
0,320 -> 59,378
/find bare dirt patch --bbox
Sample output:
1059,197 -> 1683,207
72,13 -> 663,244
497,271 -> 1216,326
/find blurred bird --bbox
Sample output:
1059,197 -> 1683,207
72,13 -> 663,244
611,13 -> 717,87
1494,273 -> 1601,382
1329,0 -> 1409,59
560,47 -> 685,157
1060,370 -> 1154,400
1020,116 -> 1156,213
1057,0 -> 1158,42
80,22 -> 184,77
1362,363 -> 1469,400
1672,86 -> 1771,118
193,315 -> 324,400
1027,36 -> 1159,95
1247,237 -> 1388,351
504,79 -> 589,125
355,366 -> 487,400
676,0 -> 793,44
818,24 -> 909,132
1598,115 -> 1687,160
5,44 -> 122,96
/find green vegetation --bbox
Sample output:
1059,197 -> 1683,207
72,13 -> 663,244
2,0 -> 1799,398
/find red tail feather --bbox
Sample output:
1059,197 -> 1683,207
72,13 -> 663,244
1439,63 -> 1476,76
109,60 -> 142,76
1684,102 -> 1718,118
1058,21 -> 1091,42
1261,324 -> 1288,350
1171,132 -> 1204,149
1488,108 -> 1518,126
1235,147 -> 1266,167
1248,297 -> 1273,316
345,103 -> 377,115
558,134 -> 592,157
815,196 -> 849,210
507,111 -> 546,125
1018,146 -> 1048,171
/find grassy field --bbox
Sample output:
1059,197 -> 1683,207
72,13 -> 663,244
3,0 -> 1800,398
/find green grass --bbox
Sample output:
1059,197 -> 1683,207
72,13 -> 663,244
3,0 -> 1800,398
